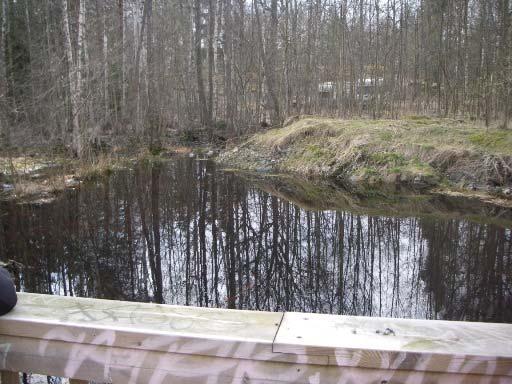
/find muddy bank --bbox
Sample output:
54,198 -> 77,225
218,116 -> 512,204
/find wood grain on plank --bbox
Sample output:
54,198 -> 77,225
0,293 -> 284,362
273,312 -> 512,376
7,293 -> 281,342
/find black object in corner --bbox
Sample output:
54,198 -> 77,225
0,267 -> 17,316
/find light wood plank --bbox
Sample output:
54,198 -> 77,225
0,293 -> 287,362
9,293 -> 281,342
273,312 -> 512,376
0,371 -> 18,384
2,293 -> 512,382
1,336 -> 508,384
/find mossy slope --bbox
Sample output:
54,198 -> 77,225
218,116 -> 512,191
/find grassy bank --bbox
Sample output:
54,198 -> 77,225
218,116 -> 512,198
0,145 -> 204,202
0,153 -> 129,203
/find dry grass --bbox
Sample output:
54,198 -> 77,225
1,145 -> 185,202
12,176 -> 67,199
1,152 -> 130,201
220,116 -> 512,188
75,153 -> 122,180
254,116 -> 511,155
254,118 -> 343,150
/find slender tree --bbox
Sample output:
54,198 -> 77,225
0,0 -> 8,146
61,0 -> 81,155
194,0 -> 208,126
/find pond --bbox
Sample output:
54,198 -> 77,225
1,157 -> 511,323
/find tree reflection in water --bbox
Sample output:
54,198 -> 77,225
1,158 -> 511,322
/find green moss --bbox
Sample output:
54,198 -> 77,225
406,115 -> 432,121
370,152 -> 406,167
306,144 -> 330,159
469,131 -> 512,153
405,115 -> 436,125
419,143 -> 435,151
379,131 -> 394,141
360,167 -> 379,176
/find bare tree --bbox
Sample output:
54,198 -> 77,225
207,0 -> 216,131
254,0 -> 281,125
0,0 -> 510,151
0,0 -> 8,147
61,0 -> 80,155
194,0 -> 208,127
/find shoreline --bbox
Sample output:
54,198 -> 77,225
0,145 -> 211,203
217,116 -> 512,208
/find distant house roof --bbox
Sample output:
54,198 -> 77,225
319,79 -> 383,92
358,78 -> 383,86
318,82 -> 335,92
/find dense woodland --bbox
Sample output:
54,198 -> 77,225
0,0 -> 511,154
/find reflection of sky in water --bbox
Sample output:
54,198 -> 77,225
1,158 -> 511,323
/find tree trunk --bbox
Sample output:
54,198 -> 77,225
134,0 -> 149,133
267,0 -> 281,124
224,0 -> 233,131
61,0 -> 81,156
24,1 -> 36,126
77,0 -> 86,152
0,0 -> 8,147
118,0 -> 125,120
254,0 -> 281,125
499,0 -> 510,128
145,0 -> 159,148
194,0 -> 208,126
207,0 -> 216,131
102,1 -> 109,121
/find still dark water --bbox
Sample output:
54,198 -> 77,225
1,158 -> 511,323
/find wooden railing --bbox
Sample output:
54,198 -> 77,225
1,293 -> 511,383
